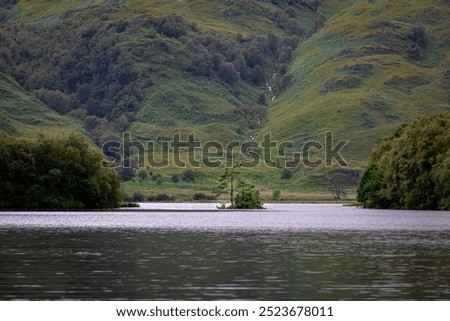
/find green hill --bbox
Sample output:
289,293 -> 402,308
261,0 -> 450,165
0,0 -> 449,200
1,0 -> 344,143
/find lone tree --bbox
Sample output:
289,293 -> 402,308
217,165 -> 239,208
331,172 -> 347,199
357,113 -> 450,210
217,165 -> 263,209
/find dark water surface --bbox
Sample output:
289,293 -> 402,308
0,204 -> 449,300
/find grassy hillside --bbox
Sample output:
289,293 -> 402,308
261,0 -> 450,165
0,72 -> 84,138
2,0 -> 335,145
13,0 -> 336,34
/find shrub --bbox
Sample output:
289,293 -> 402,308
233,180 -> 264,209
218,62 -> 240,84
118,166 -> 135,181
250,65 -> 266,86
171,173 -> 180,183
155,13 -> 186,38
147,194 -> 175,202
137,169 -> 149,181
276,73 -> 293,91
182,169 -> 196,183
272,190 -> 281,201
281,168 -> 293,180
124,192 -> 145,202
192,192 -> 217,201
257,93 -> 267,106
406,25 -> 427,60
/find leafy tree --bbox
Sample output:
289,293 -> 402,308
155,13 -> 186,39
233,179 -> 264,209
217,165 -> 239,208
124,192 -> 144,202
171,173 -> 180,183
218,62 -> 240,84
357,113 -> 450,210
250,65 -> 266,86
137,168 -> 149,182
118,166 -> 135,181
257,93 -> 267,106
272,190 -> 281,201
357,163 -> 385,208
276,73 -> 293,91
233,54 -> 250,80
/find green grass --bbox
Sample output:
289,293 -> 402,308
131,73 -> 263,143
15,0 -> 322,36
0,73 -> 85,139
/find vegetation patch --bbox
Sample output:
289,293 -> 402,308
0,133 -> 121,209
384,75 -> 429,88
341,63 -> 373,76
322,76 -> 362,92
147,194 -> 175,203
358,113 -> 450,210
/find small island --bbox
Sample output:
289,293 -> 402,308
216,165 -> 264,209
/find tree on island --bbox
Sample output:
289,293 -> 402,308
217,165 -> 263,209
0,133 -> 121,209
357,113 -> 450,210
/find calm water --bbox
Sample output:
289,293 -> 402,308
0,204 -> 449,300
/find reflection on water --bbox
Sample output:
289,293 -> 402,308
0,204 -> 449,300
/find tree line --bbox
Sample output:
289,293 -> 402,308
0,133 -> 121,209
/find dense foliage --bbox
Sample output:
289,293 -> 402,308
0,3 -> 304,145
357,113 -> 450,210
233,180 -> 264,210
217,166 -> 263,209
0,134 -> 121,209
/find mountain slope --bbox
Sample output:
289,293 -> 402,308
0,0 -> 449,197
1,0 -> 337,145
0,72 -> 84,138
261,0 -> 450,164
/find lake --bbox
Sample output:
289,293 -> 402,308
0,204 -> 449,300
